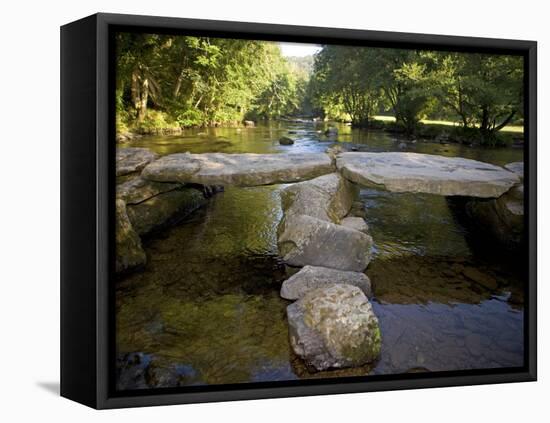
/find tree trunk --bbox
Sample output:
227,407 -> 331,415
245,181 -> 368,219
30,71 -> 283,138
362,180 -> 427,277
493,110 -> 517,132
173,71 -> 184,98
131,70 -> 140,113
137,78 -> 149,123
480,106 -> 489,134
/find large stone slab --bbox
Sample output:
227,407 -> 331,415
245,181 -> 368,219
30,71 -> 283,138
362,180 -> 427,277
287,284 -> 381,371
117,147 -> 158,177
142,152 -> 335,186
336,152 -> 519,198
281,265 -> 372,300
278,214 -> 373,272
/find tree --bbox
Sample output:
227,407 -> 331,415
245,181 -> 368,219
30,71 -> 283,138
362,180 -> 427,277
116,34 -> 306,129
311,46 -> 383,127
431,52 -> 523,142
378,49 -> 431,135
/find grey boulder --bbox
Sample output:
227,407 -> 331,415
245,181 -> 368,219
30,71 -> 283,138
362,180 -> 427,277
280,173 -> 357,223
340,216 -> 369,233
280,265 -> 372,300
278,214 -> 373,272
287,284 -> 381,371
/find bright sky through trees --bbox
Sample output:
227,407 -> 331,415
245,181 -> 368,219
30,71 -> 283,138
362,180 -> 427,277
278,42 -> 322,57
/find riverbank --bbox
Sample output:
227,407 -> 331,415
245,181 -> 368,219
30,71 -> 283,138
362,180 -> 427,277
117,116 -> 524,148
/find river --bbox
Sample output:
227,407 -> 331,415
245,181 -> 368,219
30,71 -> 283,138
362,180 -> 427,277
116,121 -> 525,389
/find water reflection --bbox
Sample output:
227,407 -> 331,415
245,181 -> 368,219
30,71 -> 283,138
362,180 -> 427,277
116,122 -> 525,390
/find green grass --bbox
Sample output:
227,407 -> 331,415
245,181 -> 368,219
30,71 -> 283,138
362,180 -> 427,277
372,115 -> 523,134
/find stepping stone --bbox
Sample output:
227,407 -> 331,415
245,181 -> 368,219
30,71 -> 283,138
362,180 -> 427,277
278,214 -> 372,272
280,265 -> 372,300
287,284 -> 381,371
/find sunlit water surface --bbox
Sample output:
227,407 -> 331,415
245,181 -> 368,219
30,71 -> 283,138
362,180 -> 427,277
116,122 -> 524,389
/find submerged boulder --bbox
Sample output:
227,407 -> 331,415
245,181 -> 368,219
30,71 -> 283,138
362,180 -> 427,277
280,265 -> 372,300
116,147 -> 158,177
287,284 -> 381,371
279,136 -> 294,145
116,199 -> 146,273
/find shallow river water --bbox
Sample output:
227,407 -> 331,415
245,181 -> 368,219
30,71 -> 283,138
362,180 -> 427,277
116,121 -> 525,389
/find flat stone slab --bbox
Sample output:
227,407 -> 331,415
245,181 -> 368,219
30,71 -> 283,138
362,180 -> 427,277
116,176 -> 181,205
281,265 -> 372,300
336,152 -> 520,198
117,148 -> 158,177
504,161 -> 524,179
142,152 -> 335,186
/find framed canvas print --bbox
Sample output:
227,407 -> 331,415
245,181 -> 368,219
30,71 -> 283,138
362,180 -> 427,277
60,13 -> 537,409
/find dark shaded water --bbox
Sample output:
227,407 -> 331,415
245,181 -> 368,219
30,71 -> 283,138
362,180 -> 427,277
116,121 -> 524,389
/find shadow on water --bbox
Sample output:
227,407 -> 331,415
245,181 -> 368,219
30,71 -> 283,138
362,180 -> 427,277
116,121 -> 525,389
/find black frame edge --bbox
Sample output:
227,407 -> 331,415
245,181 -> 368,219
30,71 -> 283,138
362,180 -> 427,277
60,14 -> 99,409
526,42 -> 537,382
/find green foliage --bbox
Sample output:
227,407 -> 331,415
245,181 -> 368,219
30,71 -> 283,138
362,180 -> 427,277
310,46 -> 384,127
176,109 -> 205,128
311,46 -> 523,142
116,34 -> 307,131
135,110 -> 180,134
115,33 -> 524,146
430,52 -> 523,142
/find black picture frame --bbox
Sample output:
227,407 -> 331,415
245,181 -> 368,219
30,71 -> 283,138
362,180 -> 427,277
60,12 -> 537,409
